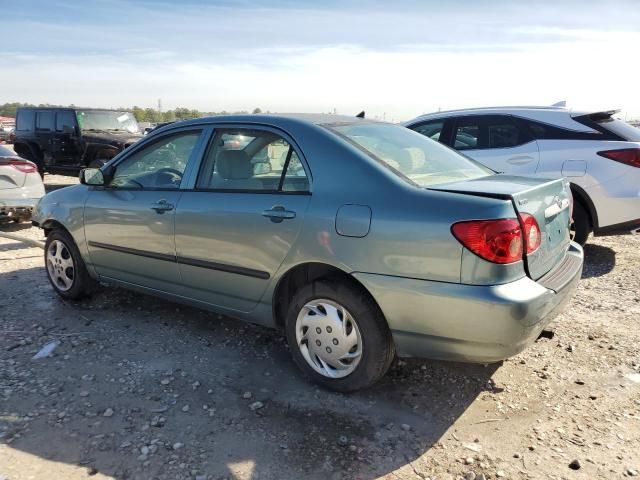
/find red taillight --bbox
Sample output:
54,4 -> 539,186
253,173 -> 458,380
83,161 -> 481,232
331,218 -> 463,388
519,213 -> 541,254
451,219 -> 523,264
1,159 -> 38,174
597,148 -> 640,168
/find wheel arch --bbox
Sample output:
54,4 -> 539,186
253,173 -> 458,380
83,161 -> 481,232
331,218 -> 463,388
14,141 -> 42,161
40,219 -> 71,237
569,183 -> 598,231
272,262 -> 385,329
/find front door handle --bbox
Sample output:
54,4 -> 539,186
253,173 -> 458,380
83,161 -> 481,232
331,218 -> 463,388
262,205 -> 296,223
151,199 -> 174,213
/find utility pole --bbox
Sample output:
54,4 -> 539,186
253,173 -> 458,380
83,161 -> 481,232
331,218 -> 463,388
158,98 -> 162,113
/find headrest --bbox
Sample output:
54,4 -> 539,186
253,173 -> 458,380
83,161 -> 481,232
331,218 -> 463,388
216,149 -> 253,180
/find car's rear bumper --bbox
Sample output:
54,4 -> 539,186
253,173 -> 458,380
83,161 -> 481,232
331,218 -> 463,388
0,197 -> 40,222
353,242 -> 583,363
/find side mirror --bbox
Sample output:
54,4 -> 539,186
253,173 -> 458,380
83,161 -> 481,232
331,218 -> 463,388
62,125 -> 75,135
79,168 -> 105,186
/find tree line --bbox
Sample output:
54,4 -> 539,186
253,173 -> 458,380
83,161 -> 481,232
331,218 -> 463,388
0,102 -> 263,122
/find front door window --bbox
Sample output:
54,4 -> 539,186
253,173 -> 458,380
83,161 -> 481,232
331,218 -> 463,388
110,131 -> 201,189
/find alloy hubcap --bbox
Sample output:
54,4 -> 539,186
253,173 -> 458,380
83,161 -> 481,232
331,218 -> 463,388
295,299 -> 362,378
46,240 -> 75,292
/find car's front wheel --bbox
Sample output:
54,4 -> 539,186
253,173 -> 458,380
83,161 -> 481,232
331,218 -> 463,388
45,229 -> 96,299
285,280 -> 395,392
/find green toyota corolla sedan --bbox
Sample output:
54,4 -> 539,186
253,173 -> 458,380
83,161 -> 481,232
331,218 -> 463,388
32,114 -> 583,391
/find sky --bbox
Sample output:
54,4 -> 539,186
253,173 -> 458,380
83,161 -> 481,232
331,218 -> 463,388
2,0 -> 640,121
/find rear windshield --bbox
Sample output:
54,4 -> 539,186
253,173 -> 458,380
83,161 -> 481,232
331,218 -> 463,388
327,122 -> 492,187
595,117 -> 640,142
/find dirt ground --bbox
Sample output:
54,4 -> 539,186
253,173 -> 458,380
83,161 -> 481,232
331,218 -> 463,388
1,173 -> 639,480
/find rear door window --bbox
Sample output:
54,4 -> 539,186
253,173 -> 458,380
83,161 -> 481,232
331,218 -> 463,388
197,129 -> 309,192
453,115 -> 531,150
453,118 -> 482,150
36,111 -> 54,131
487,120 -> 522,148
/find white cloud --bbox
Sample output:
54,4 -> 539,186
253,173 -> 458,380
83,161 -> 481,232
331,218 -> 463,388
2,1 -> 640,120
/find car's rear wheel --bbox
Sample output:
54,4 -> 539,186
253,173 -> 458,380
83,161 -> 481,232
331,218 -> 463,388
285,279 -> 395,392
45,229 -> 96,299
570,201 -> 591,246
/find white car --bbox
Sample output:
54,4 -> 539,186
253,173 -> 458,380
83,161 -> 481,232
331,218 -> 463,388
0,145 -> 45,223
404,106 -> 640,244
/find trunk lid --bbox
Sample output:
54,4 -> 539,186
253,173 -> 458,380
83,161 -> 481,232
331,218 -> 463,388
0,156 -> 27,190
430,175 -> 572,280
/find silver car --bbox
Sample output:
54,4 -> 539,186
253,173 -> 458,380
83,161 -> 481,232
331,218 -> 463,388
0,145 -> 45,223
32,115 -> 583,391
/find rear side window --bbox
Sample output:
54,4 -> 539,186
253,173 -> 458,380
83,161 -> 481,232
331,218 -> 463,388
36,111 -> 54,131
16,110 -> 34,132
56,111 -> 77,132
524,118 -> 614,141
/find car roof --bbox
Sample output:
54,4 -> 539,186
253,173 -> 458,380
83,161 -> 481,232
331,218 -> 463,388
405,106 -> 604,132
156,113 -> 382,133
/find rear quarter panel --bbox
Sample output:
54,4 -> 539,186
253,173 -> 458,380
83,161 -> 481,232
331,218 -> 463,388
258,123 -> 523,287
536,139 -> 640,227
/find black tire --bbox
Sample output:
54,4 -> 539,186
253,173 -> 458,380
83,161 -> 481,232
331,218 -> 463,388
285,279 -> 395,392
571,201 -> 591,246
44,229 -> 96,300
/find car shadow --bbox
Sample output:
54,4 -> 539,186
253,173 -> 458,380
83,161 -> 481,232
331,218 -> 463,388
1,265 -> 501,480
581,242 -> 616,278
0,222 -> 32,233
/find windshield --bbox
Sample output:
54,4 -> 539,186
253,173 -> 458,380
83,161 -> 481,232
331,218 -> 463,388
76,110 -> 139,134
328,122 -> 492,187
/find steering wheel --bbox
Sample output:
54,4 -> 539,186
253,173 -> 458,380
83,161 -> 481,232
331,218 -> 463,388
154,167 -> 184,186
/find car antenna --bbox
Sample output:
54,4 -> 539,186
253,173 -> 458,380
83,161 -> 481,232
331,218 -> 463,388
356,111 -> 365,118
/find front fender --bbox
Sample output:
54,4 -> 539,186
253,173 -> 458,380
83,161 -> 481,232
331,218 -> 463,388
33,185 -> 96,277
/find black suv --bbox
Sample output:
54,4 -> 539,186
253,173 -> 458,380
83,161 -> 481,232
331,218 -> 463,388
13,107 -> 142,175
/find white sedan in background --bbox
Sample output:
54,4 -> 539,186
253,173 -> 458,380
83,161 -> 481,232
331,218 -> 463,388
405,106 -> 640,245
0,145 -> 45,223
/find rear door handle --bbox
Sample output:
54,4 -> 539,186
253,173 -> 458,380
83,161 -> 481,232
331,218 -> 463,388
262,205 -> 296,223
507,155 -> 535,165
151,199 -> 174,213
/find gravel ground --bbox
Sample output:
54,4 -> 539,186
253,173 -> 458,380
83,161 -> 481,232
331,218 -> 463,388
0,174 -> 639,480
